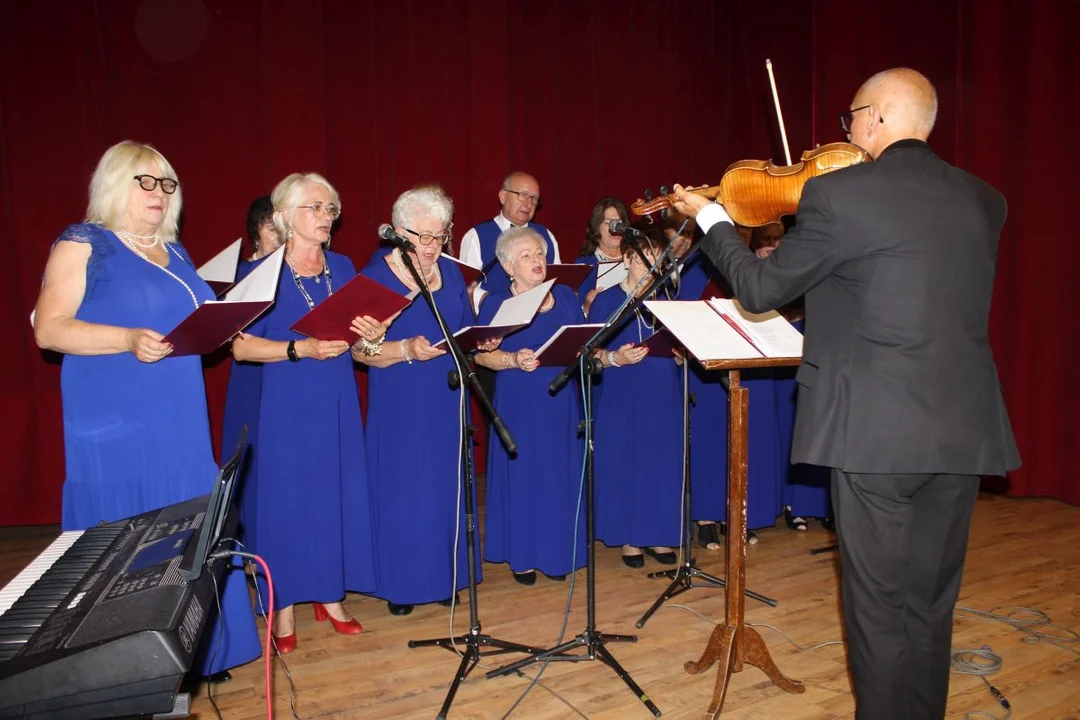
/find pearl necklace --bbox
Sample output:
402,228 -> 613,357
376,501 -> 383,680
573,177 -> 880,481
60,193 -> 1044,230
392,248 -> 438,288
621,277 -> 655,343
116,229 -> 161,249
117,234 -> 199,310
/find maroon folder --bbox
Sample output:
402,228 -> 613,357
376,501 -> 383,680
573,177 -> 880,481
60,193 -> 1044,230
292,274 -> 415,343
206,280 -> 235,298
546,263 -> 593,290
164,300 -> 274,356
534,324 -> 605,366
442,255 -> 483,287
640,328 -> 681,358
431,323 -> 527,353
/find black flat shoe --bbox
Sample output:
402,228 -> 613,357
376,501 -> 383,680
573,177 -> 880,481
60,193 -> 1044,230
698,523 -> 722,550
643,547 -> 678,565
513,570 -> 537,586
821,517 -> 835,531
207,671 -> 231,684
437,593 -> 459,607
387,602 -> 414,616
621,553 -> 645,568
543,573 -> 567,581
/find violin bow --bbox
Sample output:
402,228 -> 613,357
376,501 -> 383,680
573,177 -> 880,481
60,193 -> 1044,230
765,58 -> 793,166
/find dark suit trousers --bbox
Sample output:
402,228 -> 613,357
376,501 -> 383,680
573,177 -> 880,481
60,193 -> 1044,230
831,470 -> 979,720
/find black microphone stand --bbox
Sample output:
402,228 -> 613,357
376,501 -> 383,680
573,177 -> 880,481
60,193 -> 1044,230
484,244 -> 682,719
394,241 -> 542,720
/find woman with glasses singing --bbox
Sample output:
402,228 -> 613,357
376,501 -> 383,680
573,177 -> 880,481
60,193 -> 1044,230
228,172 -> 385,652
575,197 -> 631,314
354,185 -> 478,616
473,227 -> 587,585
32,140 -> 261,677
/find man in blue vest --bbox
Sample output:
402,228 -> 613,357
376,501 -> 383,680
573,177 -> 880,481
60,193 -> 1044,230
458,171 -> 561,309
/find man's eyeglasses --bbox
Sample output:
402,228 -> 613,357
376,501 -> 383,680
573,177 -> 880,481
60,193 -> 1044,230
839,105 -> 883,134
405,227 -> 453,246
134,175 -> 178,194
504,188 -> 541,205
295,202 -> 341,220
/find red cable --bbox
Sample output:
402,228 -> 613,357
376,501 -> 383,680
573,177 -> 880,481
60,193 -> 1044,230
247,554 -> 274,720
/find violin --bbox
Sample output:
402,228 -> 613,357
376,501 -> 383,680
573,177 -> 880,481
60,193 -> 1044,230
630,142 -> 870,227
631,58 -> 871,228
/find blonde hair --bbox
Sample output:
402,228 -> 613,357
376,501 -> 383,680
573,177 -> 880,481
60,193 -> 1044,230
270,172 -> 341,242
85,140 -> 183,241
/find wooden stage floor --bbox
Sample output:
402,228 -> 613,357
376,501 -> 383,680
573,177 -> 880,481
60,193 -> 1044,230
2,492 -> 1077,719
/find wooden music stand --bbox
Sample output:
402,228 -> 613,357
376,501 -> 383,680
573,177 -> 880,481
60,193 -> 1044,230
684,356 -> 806,717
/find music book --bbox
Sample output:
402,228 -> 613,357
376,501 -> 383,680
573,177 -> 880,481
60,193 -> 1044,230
197,238 -> 242,297
443,254 -> 484,288
643,297 -> 803,362
164,245 -> 285,356
595,261 -> 628,292
640,328 -> 680,358
291,274 -> 417,343
534,323 -> 605,366
433,279 -> 556,352
546,263 -> 593,289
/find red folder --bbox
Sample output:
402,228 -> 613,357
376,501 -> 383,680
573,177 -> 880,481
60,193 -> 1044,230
292,274 -> 415,343
443,255 -> 484,287
431,324 -> 526,353
534,324 -> 605,366
640,328 -> 680,358
546,263 -> 593,289
206,280 -> 235,298
164,300 -> 274,356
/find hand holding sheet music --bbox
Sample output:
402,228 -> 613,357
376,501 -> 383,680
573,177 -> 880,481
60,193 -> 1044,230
433,279 -> 556,352
163,245 -> 285,356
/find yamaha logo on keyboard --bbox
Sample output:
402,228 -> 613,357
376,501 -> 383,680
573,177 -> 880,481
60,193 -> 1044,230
178,597 -> 204,654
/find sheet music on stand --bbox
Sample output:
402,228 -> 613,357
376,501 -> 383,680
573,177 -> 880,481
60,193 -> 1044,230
643,297 -> 803,363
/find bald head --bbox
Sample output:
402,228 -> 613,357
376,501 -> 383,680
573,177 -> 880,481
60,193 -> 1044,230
849,68 -> 938,156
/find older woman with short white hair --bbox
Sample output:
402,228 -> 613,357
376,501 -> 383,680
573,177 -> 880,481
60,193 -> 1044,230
229,172 -> 383,652
474,227 -> 586,584
355,185 -> 478,616
33,139 -> 260,677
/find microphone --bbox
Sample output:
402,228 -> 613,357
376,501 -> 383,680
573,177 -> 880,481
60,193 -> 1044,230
378,223 -> 414,250
608,220 -> 646,239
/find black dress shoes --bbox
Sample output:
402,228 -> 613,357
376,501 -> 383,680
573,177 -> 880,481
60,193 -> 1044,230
513,570 -> 537,586
621,553 -> 645,568
643,547 -> 678,565
387,601 -> 414,616
543,573 -> 567,581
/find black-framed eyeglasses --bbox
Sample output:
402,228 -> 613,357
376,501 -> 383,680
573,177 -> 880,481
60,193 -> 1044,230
295,202 -> 341,220
133,175 -> 178,194
405,227 -> 453,246
839,105 -> 882,134
503,188 -> 541,205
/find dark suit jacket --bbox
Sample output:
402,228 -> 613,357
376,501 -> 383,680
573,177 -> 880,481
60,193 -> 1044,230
702,139 -> 1020,476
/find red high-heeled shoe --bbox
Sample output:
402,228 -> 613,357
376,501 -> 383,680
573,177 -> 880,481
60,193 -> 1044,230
312,602 -> 363,635
272,633 -> 297,654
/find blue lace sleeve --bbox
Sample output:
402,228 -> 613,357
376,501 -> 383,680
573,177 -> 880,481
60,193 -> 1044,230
54,223 -> 115,290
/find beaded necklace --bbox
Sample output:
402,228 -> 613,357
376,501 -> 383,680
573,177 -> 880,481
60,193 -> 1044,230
116,232 -> 199,310
288,254 -> 333,310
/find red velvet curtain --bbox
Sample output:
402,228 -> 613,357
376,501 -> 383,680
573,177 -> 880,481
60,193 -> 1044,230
2,0 -> 1076,526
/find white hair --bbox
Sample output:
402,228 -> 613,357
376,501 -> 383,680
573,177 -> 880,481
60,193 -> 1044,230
270,172 -> 340,240
85,140 -> 183,242
495,226 -> 547,266
391,185 -> 454,229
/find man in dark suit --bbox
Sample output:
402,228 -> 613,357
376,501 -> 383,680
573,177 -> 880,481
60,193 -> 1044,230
673,68 -> 1020,720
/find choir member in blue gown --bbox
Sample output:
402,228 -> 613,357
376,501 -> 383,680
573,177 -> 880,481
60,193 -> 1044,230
663,219 -> 785,547
222,196 -> 281,543
230,172 -> 383,653
587,232 -> 683,568
575,198 -> 630,310
354,185 -> 480,616
474,227 -> 587,584
32,140 -> 260,676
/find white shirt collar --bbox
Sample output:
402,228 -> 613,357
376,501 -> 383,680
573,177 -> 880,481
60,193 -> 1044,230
495,213 -> 530,230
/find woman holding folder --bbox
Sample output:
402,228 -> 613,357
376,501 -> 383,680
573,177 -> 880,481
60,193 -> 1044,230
354,185 -> 477,616
229,172 -> 385,652
474,226 -> 587,584
33,140 -> 260,677
587,230 -> 683,568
